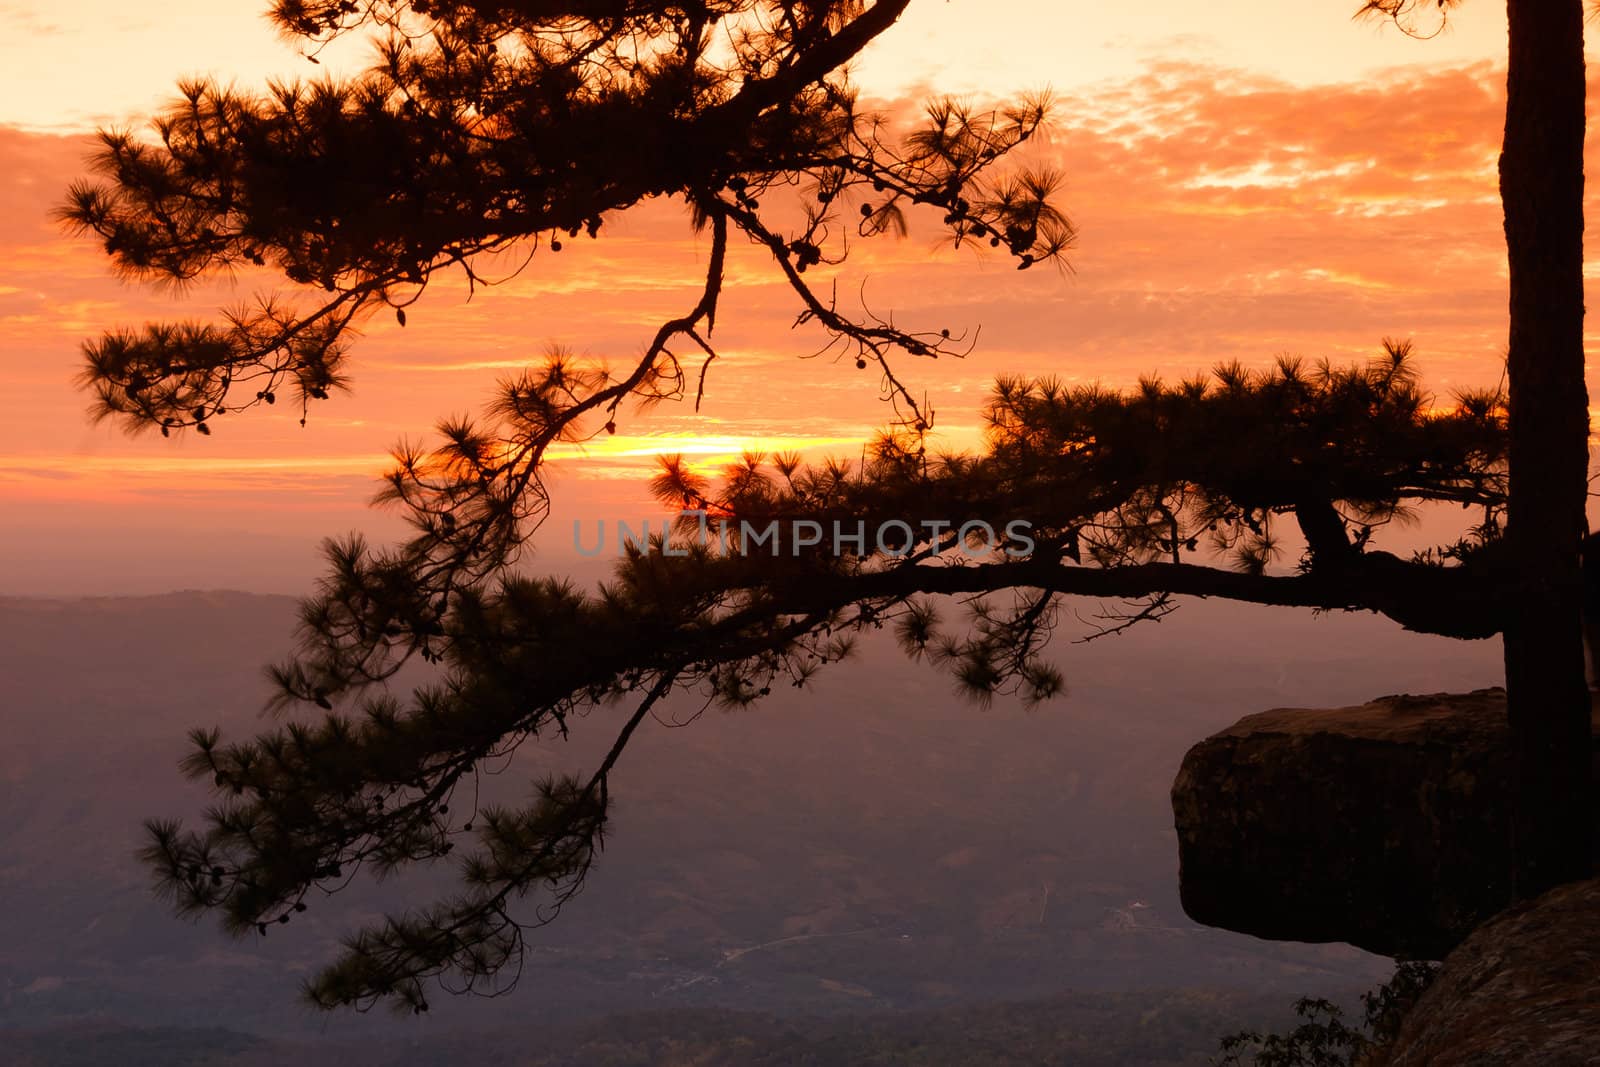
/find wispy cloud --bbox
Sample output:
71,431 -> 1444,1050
4,58 -> 1589,590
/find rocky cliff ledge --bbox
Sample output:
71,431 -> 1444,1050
1380,876 -> 1600,1066
1171,688 -> 1599,959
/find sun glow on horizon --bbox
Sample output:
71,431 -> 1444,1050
2,1 -> 1584,593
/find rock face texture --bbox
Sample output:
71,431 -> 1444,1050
1171,688 -> 1600,959
1380,877 -> 1600,1066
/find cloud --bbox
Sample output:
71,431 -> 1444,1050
0,58 -> 1584,589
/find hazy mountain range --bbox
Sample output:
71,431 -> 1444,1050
0,591 -> 1502,1062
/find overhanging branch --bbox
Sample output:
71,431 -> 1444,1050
746,554 -> 1503,641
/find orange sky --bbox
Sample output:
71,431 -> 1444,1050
0,1 -> 1589,593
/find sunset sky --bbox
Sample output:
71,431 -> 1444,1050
0,0 -> 1589,593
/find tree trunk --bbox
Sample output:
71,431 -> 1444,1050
1500,0 -> 1592,898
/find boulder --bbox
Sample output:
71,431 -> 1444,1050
1381,877 -> 1600,1066
1171,688 -> 1599,959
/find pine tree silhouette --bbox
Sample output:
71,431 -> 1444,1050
59,0 -> 1590,1012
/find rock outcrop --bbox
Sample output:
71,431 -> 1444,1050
1171,688 -> 1600,959
1380,876 -> 1600,1066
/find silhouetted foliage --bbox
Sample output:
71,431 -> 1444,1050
1355,0 -> 1464,40
136,343 -> 1509,1011
61,0 -> 1066,440
61,0 -> 1068,1012
65,0 -> 1570,1016
1216,961 -> 1438,1066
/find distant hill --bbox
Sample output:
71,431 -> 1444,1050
0,591 -> 1502,1050
0,990 -> 1327,1067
